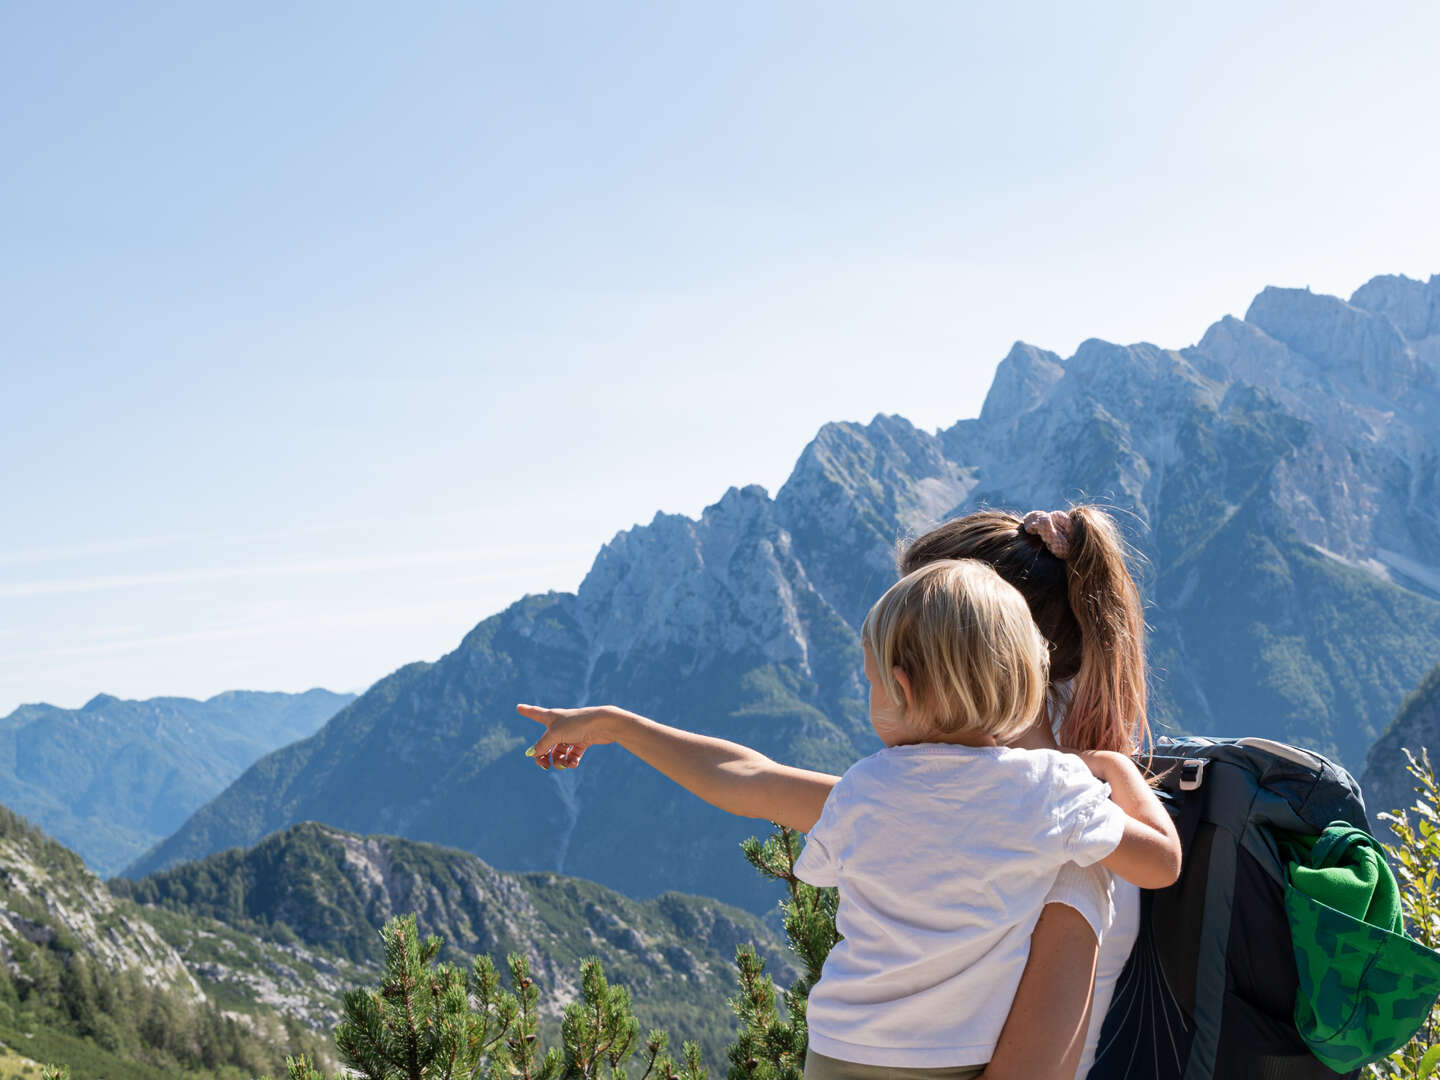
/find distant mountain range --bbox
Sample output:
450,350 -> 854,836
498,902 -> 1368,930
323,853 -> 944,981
127,273 -> 1440,912
0,689 -> 354,875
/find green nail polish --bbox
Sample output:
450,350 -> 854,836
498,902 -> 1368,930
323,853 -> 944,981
524,747 -> 535,758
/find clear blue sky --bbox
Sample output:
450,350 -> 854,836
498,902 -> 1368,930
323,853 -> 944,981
4,1 -> 1438,714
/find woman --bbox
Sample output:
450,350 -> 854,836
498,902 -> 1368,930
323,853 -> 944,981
522,506 -> 1149,1080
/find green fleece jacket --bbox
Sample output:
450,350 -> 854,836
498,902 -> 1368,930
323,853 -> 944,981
1280,823 -> 1440,1071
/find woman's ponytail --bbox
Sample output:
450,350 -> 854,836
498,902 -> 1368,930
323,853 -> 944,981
900,505 -> 1149,755
1059,506 -> 1148,755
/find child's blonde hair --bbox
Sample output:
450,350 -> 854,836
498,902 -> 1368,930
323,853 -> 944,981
862,559 -> 1050,741
899,506 -> 1148,754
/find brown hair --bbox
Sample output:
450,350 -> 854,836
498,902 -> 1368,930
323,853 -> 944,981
862,559 -> 1049,742
898,506 -> 1148,754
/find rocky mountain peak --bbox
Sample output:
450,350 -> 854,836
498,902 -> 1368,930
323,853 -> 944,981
1066,336 -> 1162,379
1349,273 -> 1440,343
1245,285 -> 1422,399
1050,339 -> 1207,422
127,270 -> 1440,913
979,342 -> 1064,425
1191,314 -> 1297,386
774,415 -> 976,629
577,483 -> 817,677
779,415 -> 967,526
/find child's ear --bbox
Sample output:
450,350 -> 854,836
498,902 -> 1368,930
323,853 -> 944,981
891,666 -> 917,712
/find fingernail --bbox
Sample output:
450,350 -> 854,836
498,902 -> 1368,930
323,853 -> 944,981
524,747 -> 536,758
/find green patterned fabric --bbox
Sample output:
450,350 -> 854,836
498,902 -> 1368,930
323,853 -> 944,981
1281,823 -> 1440,1071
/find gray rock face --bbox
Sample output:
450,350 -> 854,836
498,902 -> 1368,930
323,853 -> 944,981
1245,286 -> 1425,400
131,273 -> 1440,910
775,416 -> 977,630
0,811 -> 199,999
979,343 -> 1066,425
579,485 -> 819,676
1350,274 -> 1440,345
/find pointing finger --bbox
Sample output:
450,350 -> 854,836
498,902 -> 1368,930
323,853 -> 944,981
516,703 -> 555,727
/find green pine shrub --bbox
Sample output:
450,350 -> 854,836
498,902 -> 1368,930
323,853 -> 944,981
725,828 -> 837,1080
1369,748 -> 1440,1080
274,914 -> 707,1080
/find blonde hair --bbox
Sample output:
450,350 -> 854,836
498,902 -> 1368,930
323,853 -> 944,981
861,559 -> 1050,741
899,506 -> 1148,754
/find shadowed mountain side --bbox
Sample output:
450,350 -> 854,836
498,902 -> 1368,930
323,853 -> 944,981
129,273 -> 1440,913
1362,662 -> 1440,824
128,575 -> 871,912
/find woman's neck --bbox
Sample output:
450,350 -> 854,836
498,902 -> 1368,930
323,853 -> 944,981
1007,718 -> 1061,752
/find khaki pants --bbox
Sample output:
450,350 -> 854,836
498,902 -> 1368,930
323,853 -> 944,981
804,1050 -> 986,1080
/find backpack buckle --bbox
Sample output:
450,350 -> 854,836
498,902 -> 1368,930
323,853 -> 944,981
1179,758 -> 1206,791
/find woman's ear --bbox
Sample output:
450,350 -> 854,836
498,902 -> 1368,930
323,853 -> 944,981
891,666 -> 917,712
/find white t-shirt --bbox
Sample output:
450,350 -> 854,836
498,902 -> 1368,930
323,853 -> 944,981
1040,864 -> 1141,1077
793,743 -> 1128,1068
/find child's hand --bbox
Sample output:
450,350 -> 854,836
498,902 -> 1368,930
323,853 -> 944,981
1080,748 -> 1183,889
516,704 -> 626,771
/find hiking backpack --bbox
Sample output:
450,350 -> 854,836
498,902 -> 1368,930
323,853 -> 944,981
1087,736 -> 1374,1080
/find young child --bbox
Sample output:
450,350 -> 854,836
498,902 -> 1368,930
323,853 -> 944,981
519,558 -> 1180,1080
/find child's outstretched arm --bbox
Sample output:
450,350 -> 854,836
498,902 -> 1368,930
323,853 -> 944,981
516,704 -> 838,832
1079,750 -> 1182,890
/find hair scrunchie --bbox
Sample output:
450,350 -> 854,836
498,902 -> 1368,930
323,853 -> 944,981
1022,509 -> 1074,560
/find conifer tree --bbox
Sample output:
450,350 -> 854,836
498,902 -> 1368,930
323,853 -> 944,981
1369,748 -> 1440,1080
726,827 -> 839,1080
278,913 -> 707,1080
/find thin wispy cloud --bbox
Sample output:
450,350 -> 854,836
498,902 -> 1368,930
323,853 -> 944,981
0,546 -> 563,598
0,597 -> 478,663
0,533 -> 211,567
0,509 -> 517,567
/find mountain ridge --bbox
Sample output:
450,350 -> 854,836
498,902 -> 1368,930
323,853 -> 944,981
110,817 -> 793,1071
129,272 -> 1440,912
